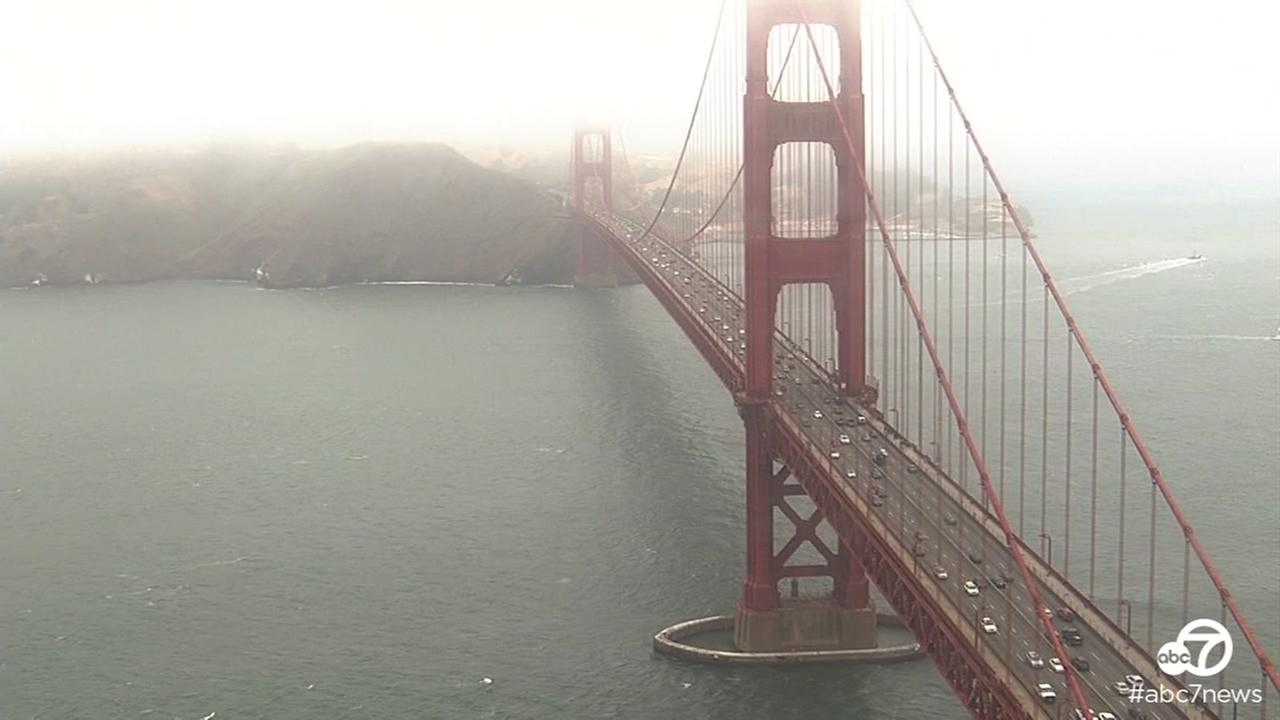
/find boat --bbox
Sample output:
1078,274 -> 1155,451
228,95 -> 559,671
1186,251 -> 1203,260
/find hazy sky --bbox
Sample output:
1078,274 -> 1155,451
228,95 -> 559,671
2,0 -> 1277,191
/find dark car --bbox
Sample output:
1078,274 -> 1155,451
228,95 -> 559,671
1070,656 -> 1091,672
989,575 -> 1007,589
1056,607 -> 1076,621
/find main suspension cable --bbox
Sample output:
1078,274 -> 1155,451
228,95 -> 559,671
633,0 -> 729,244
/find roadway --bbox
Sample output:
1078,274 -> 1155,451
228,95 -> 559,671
588,207 -> 1207,720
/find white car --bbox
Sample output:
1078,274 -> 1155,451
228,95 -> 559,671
1048,657 -> 1064,673
845,469 -> 857,479
963,581 -> 980,596
1035,683 -> 1057,703
1111,680 -> 1130,696
829,450 -> 841,459
1124,674 -> 1145,689
813,409 -> 824,419
856,414 -> 867,424
838,434 -> 851,445
980,617 -> 998,634
933,566 -> 948,580
1025,651 -> 1044,669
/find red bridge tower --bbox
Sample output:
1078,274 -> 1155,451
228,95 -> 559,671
735,0 -> 878,652
572,126 -> 619,288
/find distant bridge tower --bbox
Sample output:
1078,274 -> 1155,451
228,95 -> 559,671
572,126 -> 619,288
735,0 -> 877,652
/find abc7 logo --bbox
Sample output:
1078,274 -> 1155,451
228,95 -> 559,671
1157,619 -> 1233,677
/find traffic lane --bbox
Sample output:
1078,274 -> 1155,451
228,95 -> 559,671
616,224 -> 1167,719
683,281 -> 1074,712
723,292 -> 1137,717
785,359 -> 1137,717
777,343 -> 1152,718
644,242 -> 1120,715
774,363 -> 1088,713
820,408 -> 1132,714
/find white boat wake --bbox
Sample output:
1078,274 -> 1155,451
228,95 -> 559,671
1058,256 -> 1205,297
978,256 -> 1206,308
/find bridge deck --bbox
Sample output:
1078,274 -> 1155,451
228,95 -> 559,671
586,207 -> 1212,720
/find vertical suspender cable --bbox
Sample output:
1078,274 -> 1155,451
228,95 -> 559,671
946,101 -> 954,474
962,141 -> 970,490
932,62 -> 940,460
1090,378 -> 1099,598
903,19 -> 913,441
1118,430 -> 1128,618
1040,285 -> 1049,548
980,158 -> 989,508
1065,329 -> 1073,578
1019,219 -> 1027,536
891,3 -> 900,426
867,5 -> 876,391
917,35 -> 925,445
881,6 -> 889,400
1181,538 -> 1190,628
1147,479 -> 1156,650
1000,212 -> 1008,507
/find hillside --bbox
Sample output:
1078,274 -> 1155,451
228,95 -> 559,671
0,143 -> 578,288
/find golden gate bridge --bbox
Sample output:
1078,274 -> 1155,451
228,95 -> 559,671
566,1 -> 1277,718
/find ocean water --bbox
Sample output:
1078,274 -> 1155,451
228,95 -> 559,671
0,191 -> 1276,719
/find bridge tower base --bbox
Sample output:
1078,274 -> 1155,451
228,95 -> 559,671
734,403 -> 879,653
736,602 -> 878,653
